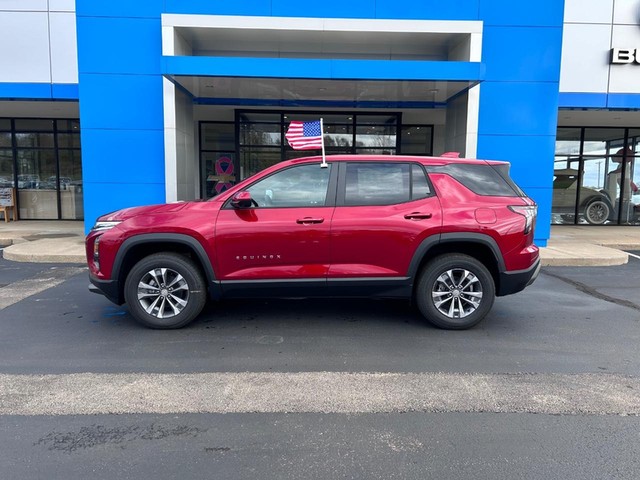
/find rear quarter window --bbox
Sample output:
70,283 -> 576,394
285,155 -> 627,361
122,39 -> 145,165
343,162 -> 432,206
428,163 -> 524,197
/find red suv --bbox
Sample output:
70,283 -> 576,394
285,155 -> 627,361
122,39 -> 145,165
86,155 -> 540,330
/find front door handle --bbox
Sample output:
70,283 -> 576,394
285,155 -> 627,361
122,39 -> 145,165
404,212 -> 432,220
296,217 -> 325,224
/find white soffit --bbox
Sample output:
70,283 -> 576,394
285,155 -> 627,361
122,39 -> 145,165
162,14 -> 483,62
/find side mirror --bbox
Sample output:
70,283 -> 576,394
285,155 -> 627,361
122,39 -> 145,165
231,191 -> 254,209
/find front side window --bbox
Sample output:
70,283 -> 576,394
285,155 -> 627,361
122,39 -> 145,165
246,163 -> 332,208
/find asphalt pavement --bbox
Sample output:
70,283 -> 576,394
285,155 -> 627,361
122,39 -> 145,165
0,253 -> 639,479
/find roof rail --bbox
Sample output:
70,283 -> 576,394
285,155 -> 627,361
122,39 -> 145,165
440,152 -> 460,158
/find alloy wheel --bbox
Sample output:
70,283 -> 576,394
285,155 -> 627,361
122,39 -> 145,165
136,267 -> 190,319
431,268 -> 483,318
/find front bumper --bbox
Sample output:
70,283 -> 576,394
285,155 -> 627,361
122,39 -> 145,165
88,275 -> 123,305
497,258 -> 541,297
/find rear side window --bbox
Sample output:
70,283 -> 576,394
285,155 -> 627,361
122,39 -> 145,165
428,163 -> 524,197
344,163 -> 432,206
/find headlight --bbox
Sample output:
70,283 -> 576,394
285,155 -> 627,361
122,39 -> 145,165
93,235 -> 101,270
92,221 -> 121,232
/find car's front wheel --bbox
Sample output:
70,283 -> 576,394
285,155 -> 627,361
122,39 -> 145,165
584,199 -> 610,225
124,253 -> 207,329
415,254 -> 495,330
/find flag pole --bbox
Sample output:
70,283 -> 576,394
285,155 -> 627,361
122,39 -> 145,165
320,117 -> 328,168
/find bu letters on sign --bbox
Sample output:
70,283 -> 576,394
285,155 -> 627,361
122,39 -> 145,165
611,48 -> 640,64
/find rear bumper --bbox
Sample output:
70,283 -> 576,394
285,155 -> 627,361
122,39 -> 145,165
89,275 -> 123,305
497,259 -> 541,297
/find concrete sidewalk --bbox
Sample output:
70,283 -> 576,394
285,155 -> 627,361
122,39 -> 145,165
0,221 -> 639,267
0,221 -> 85,264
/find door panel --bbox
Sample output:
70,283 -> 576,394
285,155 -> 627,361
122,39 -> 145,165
214,163 -> 335,282
215,207 -> 334,280
329,162 -> 442,278
329,198 -> 442,277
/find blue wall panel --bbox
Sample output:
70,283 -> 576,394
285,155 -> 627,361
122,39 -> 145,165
607,93 -> 640,109
81,129 -> 166,185
51,84 -> 80,99
0,83 -> 78,101
163,56 -> 483,82
76,0 -> 161,18
77,17 -> 162,75
78,74 -> 164,130
164,0 -> 272,16
77,2 -> 166,229
558,93 -> 608,109
479,0 -> 565,27
375,0 -> 479,20
0,82 -> 78,100
0,83 -> 53,99
478,82 -> 560,136
482,26 -> 563,82
82,128 -> 165,230
272,0 -> 375,18
75,0 -> 565,244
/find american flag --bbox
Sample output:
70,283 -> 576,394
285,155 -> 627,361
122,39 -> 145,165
285,120 -> 324,150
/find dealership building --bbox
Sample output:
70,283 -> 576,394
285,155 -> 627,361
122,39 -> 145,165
1,0 -> 639,245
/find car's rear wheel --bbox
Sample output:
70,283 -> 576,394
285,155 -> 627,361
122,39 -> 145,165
584,199 -> 610,225
124,253 -> 206,329
416,254 -> 495,330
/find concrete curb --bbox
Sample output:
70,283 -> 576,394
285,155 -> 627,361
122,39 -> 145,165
2,237 -> 85,264
539,243 -> 629,267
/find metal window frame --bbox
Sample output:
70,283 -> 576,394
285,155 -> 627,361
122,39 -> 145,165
199,110 -> 435,199
0,117 -> 82,221
555,125 -> 640,226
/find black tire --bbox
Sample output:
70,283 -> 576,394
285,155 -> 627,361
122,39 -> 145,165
124,253 -> 207,329
584,199 -> 610,225
415,254 -> 495,330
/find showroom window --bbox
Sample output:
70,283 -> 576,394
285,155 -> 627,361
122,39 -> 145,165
200,111 -> 433,199
554,127 -> 639,225
0,118 -> 82,220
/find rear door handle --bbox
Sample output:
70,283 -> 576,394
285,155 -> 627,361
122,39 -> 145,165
296,217 -> 325,224
404,212 -> 432,220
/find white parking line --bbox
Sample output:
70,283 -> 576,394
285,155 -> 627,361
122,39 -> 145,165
0,372 -> 638,416
627,251 -> 640,261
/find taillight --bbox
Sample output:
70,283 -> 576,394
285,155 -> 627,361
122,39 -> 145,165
509,205 -> 537,234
